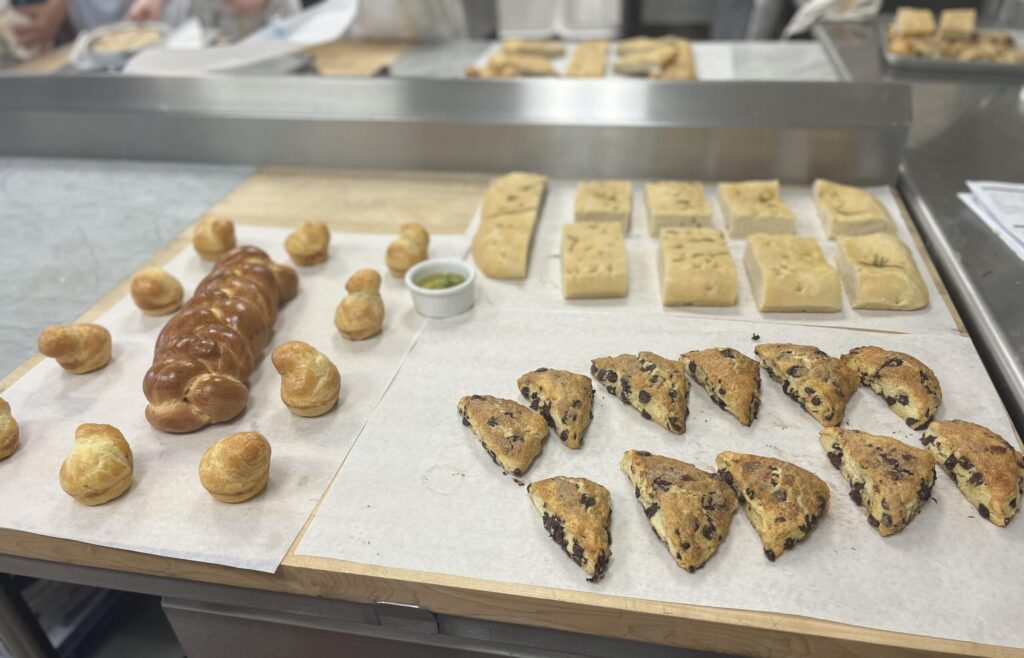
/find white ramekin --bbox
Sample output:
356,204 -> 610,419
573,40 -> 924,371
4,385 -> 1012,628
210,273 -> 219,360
404,259 -> 476,319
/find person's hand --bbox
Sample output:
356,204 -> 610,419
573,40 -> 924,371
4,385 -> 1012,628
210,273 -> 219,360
223,0 -> 268,19
124,0 -> 167,22
13,0 -> 66,50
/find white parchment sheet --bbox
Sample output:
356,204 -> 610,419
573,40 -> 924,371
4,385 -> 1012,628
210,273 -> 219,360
469,180 -> 961,337
0,225 -> 467,572
297,309 -> 1023,649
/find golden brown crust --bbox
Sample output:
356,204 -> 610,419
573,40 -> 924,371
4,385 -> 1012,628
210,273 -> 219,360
517,369 -> 594,449
193,217 -> 236,260
755,343 -> 858,427
59,424 -> 133,506
385,223 -> 429,277
130,267 -> 184,316
37,324 -> 112,374
527,476 -> 611,582
921,420 -> 1024,527
842,346 -> 941,430
621,450 -> 737,572
474,172 -> 547,280
457,395 -> 547,478
590,352 -> 688,434
820,428 -> 935,537
144,247 -> 297,433
469,52 -> 556,78
680,347 -> 761,426
715,451 -> 828,561
199,431 -> 271,503
285,221 -> 330,266
334,268 -> 384,341
271,341 -> 341,417
501,39 -> 565,58
0,398 -> 19,461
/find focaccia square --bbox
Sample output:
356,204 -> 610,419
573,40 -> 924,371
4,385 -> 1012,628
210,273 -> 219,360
836,232 -> 928,310
562,222 -> 628,299
574,180 -> 632,231
659,227 -> 737,307
501,39 -> 566,58
566,40 -> 608,77
473,171 -> 548,280
812,179 -> 894,238
939,8 -> 975,40
644,181 -> 712,235
717,180 -> 795,238
892,7 -> 936,37
744,234 -> 841,312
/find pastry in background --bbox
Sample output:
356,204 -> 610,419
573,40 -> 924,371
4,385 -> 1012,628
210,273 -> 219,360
285,221 -> 331,266
679,347 -> 761,426
621,450 -> 737,572
921,420 -> 1024,527
458,395 -> 547,478
821,428 -> 935,536
842,346 -> 941,429
467,51 -> 556,77
716,451 -> 829,561
812,179 -> 894,238
891,7 -> 936,37
193,217 -> 236,260
335,269 -> 385,341
38,324 -> 112,374
744,234 -> 842,312
836,233 -> 929,311
271,341 -> 341,417
574,180 -> 632,231
59,424 -> 133,506
591,352 -> 689,434
501,39 -> 565,58
0,398 -> 19,461
386,223 -> 429,277
130,267 -> 184,316
658,227 -> 737,307
717,181 -> 795,238
755,343 -> 858,427
939,8 -> 975,39
517,368 -> 594,449
652,39 -> 696,79
527,476 -> 612,582
199,431 -> 271,503
566,40 -> 608,77
561,223 -> 628,299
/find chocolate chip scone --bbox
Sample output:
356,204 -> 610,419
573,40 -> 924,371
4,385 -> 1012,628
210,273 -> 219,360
590,352 -> 688,434
527,476 -> 612,582
842,346 -> 941,430
715,451 -> 829,561
921,420 -> 1024,527
458,395 -> 548,478
755,343 -> 858,427
679,347 -> 761,426
820,428 -> 935,536
621,450 -> 738,572
517,368 -> 594,449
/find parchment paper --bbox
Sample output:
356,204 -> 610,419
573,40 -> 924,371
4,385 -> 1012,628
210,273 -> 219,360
468,180 -> 961,336
296,308 -> 1023,648
0,225 -> 467,572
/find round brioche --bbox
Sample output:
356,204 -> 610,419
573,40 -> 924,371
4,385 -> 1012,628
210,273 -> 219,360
37,324 -> 112,374
271,341 -> 341,417
199,431 -> 271,503
59,424 -> 133,506
285,221 -> 330,266
130,267 -> 184,316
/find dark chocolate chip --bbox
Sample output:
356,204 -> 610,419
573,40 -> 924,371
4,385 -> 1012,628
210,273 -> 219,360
979,504 -> 990,519
764,549 -> 776,561
641,410 -> 652,421
487,417 -> 498,427
784,538 -> 795,549
638,390 -> 651,404
969,472 -> 984,486
867,515 -> 880,528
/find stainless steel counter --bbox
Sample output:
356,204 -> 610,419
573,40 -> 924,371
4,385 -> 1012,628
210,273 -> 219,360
817,20 -> 1024,433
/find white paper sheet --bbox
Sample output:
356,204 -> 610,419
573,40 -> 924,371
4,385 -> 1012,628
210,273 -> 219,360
296,308 -> 1023,649
0,225 -> 467,572
468,180 -> 960,336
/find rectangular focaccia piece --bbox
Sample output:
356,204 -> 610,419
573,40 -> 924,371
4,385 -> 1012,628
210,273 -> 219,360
892,7 -> 936,37
575,180 -> 632,231
744,234 -> 841,312
562,222 -> 628,299
566,40 -> 608,77
644,181 -> 712,236
717,180 -> 796,238
659,227 -> 737,307
473,172 -> 548,279
812,179 -> 894,238
653,40 -> 695,79
613,45 -> 676,75
501,39 -> 566,58
939,8 -> 976,39
836,232 -> 928,310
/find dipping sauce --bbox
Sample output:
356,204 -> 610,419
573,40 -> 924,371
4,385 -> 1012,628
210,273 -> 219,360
415,272 -> 466,290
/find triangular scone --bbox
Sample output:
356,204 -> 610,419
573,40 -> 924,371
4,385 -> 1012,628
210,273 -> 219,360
715,451 -> 829,561
921,420 -> 1024,526
590,352 -> 688,434
842,346 -> 941,430
621,450 -> 738,572
517,369 -> 594,449
755,343 -> 858,427
821,428 -> 935,536
458,395 -> 547,478
527,476 -> 612,582
680,348 -> 761,426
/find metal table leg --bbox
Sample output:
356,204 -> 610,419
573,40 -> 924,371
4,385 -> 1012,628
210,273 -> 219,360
0,575 -> 57,658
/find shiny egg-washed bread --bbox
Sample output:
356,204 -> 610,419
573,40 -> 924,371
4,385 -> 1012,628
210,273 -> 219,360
386,223 -> 429,277
59,424 -> 133,506
271,341 -> 341,417
0,398 -> 19,461
199,431 -> 271,503
334,269 -> 384,341
143,247 -> 298,433
285,221 -> 330,266
37,324 -> 112,374
193,217 -> 236,260
130,267 -> 184,316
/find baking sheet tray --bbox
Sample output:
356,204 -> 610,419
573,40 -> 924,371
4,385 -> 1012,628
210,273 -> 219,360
296,308 -> 1023,649
0,225 -> 468,572
878,20 -> 1024,76
468,180 -> 961,337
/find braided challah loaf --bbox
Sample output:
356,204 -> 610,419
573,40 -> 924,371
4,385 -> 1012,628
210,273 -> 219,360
144,247 -> 298,433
